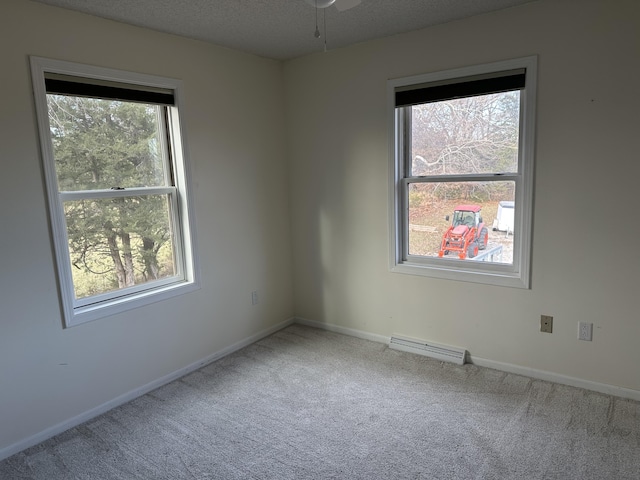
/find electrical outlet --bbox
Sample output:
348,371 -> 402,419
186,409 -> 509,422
578,322 -> 593,341
251,291 -> 259,306
540,315 -> 553,333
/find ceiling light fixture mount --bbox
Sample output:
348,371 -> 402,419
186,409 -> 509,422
304,0 -> 336,7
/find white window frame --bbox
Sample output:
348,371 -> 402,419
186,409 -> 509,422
31,57 -> 200,327
388,56 -> 537,288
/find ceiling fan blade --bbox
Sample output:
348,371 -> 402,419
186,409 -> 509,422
334,0 -> 361,12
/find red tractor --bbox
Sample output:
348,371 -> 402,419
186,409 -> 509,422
438,205 -> 489,259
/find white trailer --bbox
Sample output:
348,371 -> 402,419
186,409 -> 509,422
492,201 -> 514,235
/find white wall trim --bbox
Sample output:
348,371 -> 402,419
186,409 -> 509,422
467,356 -> 640,402
295,317 -> 389,344
30,56 -> 202,328
4,316 -> 638,462
0,317 -> 296,462
295,318 -> 640,402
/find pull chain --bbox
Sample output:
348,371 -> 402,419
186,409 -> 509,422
324,8 -> 327,52
314,1 -> 320,38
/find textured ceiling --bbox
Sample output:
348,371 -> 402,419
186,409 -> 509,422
29,0 -> 537,60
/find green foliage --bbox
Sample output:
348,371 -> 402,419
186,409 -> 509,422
47,94 -> 174,298
48,96 -> 165,190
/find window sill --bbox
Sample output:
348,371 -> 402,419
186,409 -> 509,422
390,260 -> 529,289
67,280 -> 200,327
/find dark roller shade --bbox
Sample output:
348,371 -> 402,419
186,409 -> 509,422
396,70 -> 525,108
45,77 -> 174,106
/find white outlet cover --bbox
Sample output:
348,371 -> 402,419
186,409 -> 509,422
578,322 -> 593,341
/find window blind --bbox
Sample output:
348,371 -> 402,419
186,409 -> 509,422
395,69 -> 526,108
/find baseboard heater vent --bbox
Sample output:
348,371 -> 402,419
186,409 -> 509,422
389,335 -> 467,365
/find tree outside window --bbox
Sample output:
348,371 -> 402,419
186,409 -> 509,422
47,95 -> 176,299
31,57 -> 198,326
389,57 -> 537,288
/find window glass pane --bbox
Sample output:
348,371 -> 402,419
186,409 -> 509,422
64,195 -> 176,299
407,181 -> 515,264
46,95 -> 167,191
409,91 -> 520,176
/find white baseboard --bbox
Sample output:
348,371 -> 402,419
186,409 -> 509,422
295,317 -> 640,402
295,317 -> 389,344
0,317 -> 296,462
4,316 -> 638,462
467,356 -> 640,402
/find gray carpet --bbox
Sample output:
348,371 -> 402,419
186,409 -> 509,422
1,324 -> 639,479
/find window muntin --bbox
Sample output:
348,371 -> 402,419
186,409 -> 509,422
389,57 -> 536,288
402,91 -> 520,266
31,57 -> 199,326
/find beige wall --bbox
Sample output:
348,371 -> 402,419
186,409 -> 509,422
286,0 -> 640,390
0,0 -> 293,453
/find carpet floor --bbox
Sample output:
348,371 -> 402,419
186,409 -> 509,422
1,324 -> 639,479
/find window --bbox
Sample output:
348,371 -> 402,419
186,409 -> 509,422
31,57 -> 199,326
388,57 -> 536,288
